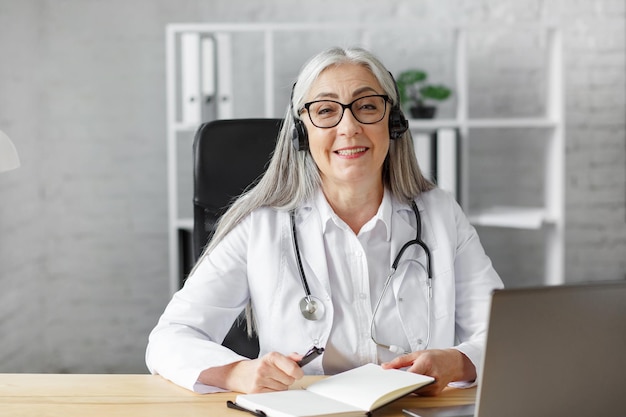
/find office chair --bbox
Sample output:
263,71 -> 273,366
192,118 -> 283,358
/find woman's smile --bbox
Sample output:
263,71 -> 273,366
335,146 -> 368,158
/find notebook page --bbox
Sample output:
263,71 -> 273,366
306,363 -> 434,411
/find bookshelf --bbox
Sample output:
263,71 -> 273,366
165,23 -> 564,293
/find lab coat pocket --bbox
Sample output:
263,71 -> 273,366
392,259 -> 432,348
396,255 -> 453,321
431,268 -> 454,320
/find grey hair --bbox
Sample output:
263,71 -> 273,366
192,47 -> 434,335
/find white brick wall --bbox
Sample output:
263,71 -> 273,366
0,0 -> 624,373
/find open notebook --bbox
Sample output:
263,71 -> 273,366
231,363 -> 434,417
404,280 -> 626,417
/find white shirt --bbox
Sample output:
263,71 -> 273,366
317,189 -> 411,373
146,188 -> 503,393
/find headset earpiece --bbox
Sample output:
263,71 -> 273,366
290,82 -> 309,151
291,117 -> 309,151
388,105 -> 408,140
388,72 -> 409,140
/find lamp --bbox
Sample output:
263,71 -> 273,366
0,129 -> 20,172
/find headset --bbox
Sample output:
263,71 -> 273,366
290,72 -> 409,151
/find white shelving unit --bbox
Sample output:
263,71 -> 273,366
165,23 -> 564,293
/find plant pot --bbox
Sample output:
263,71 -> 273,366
409,105 -> 437,119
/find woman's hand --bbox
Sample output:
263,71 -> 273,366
198,351 -> 304,393
381,349 -> 476,396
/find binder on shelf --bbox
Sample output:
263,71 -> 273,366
413,128 -> 460,201
181,34 -> 220,124
414,130 -> 435,182
200,36 -> 217,121
180,32 -> 201,125
434,128 -> 459,200
214,33 -> 234,119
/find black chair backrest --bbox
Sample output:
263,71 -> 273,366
191,118 -> 283,358
192,118 -> 283,260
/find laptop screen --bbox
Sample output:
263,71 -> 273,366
475,281 -> 626,417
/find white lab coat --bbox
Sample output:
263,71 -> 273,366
146,188 -> 503,393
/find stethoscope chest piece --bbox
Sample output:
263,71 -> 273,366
299,295 -> 325,320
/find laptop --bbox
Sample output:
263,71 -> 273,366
404,280 -> 626,417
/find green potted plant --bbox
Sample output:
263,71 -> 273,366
396,69 -> 452,119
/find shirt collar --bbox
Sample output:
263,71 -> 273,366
313,187 -> 393,241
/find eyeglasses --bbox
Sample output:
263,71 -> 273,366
300,94 -> 390,128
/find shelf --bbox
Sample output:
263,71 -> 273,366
173,122 -> 202,133
468,206 -> 550,230
166,23 -> 564,291
176,218 -> 194,231
467,118 -> 557,129
409,118 -> 460,130
178,118 -> 555,134
409,117 -> 557,130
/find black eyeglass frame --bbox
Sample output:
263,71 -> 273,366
300,94 -> 391,129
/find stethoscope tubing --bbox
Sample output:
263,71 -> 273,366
290,210 -> 312,297
290,199 -> 433,352
370,200 -> 433,353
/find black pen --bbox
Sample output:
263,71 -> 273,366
297,346 -> 324,367
226,400 -> 267,416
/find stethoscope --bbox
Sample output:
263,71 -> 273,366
289,200 -> 433,353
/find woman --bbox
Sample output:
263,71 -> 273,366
146,47 -> 503,395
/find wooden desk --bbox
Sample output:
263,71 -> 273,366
0,373 -> 476,417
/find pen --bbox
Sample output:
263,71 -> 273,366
297,346 -> 324,367
226,400 -> 267,416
